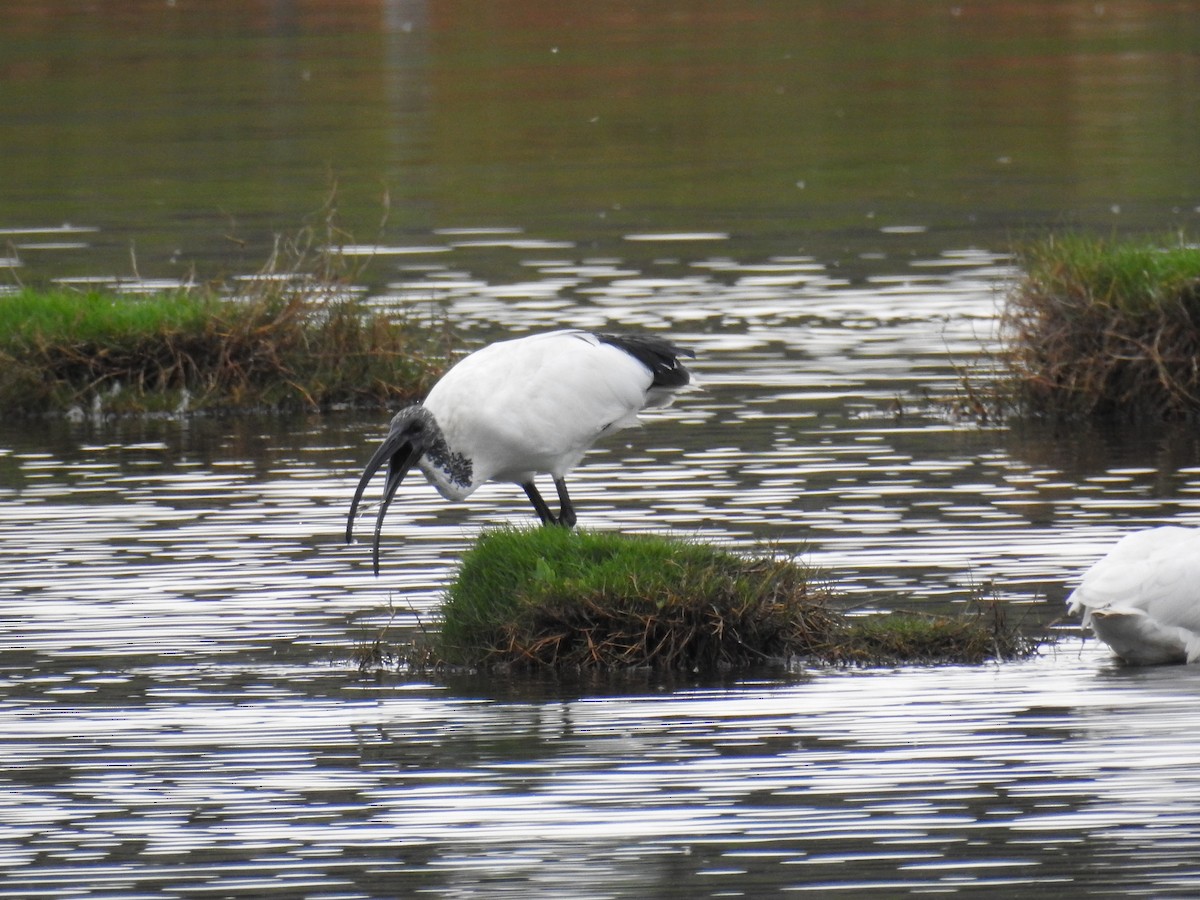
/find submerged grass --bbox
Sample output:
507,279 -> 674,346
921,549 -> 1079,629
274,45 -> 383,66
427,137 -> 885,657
368,527 -> 1039,674
987,232 -> 1200,422
0,227 -> 451,417
825,605 -> 1034,667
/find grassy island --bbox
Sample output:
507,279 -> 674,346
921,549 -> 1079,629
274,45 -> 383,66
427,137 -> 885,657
0,282 -> 449,417
998,233 -> 1200,422
361,527 -> 1038,674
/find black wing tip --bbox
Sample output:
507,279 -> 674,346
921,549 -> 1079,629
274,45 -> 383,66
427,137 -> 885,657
593,332 -> 694,388
594,331 -> 693,356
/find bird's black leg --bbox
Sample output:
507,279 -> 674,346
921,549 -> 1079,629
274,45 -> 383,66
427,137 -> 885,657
554,477 -> 576,528
522,481 -> 557,525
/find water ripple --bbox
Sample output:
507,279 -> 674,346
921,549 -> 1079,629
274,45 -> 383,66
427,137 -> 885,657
2,651 -> 1199,895
4,250 -> 1200,896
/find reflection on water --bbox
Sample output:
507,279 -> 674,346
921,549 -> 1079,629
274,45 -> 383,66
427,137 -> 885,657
4,0 -> 1200,281
3,651 -> 1200,897
4,246 -> 1200,895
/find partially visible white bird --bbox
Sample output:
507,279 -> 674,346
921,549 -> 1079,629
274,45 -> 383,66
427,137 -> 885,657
1066,525 -> 1200,665
346,329 -> 695,574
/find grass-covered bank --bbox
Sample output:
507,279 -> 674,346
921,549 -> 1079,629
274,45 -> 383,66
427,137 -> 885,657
358,527 -> 1039,674
0,284 -> 449,417
992,233 -> 1200,422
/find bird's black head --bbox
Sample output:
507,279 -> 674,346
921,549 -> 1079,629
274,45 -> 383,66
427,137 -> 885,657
346,405 -> 435,575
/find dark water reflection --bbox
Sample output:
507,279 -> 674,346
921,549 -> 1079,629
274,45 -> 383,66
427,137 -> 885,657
5,0 -> 1200,281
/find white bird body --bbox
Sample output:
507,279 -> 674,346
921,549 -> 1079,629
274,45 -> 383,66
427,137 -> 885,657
347,329 -> 694,573
419,331 -> 669,500
1066,526 -> 1200,665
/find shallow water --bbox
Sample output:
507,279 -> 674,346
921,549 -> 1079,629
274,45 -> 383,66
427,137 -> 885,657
6,249 -> 1200,896
5,648 -> 1200,898
6,1 -> 1200,896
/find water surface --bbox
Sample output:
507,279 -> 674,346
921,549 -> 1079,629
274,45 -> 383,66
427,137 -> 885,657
5,0 -> 1200,281
6,246 -> 1200,896
5,2 -> 1200,896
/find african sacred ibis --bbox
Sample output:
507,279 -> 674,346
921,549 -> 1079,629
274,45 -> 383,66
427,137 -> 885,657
1066,525 -> 1200,665
346,329 -> 695,573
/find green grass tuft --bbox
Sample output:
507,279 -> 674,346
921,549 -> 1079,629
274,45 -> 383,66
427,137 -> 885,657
402,527 -> 1038,673
828,607 -> 1036,667
437,526 -> 835,670
0,283 -> 450,417
1,209 -> 455,417
992,232 -> 1200,421
0,286 -> 448,417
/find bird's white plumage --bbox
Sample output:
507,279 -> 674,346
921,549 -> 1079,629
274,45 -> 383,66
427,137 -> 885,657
1066,525 -> 1200,665
418,329 -> 683,500
346,328 -> 693,572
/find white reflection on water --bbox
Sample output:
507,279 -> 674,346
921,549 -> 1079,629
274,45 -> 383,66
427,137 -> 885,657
1,649 -> 1200,896
4,247 -> 1200,896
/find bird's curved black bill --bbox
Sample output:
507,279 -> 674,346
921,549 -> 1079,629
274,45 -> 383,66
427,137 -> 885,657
346,434 -> 423,575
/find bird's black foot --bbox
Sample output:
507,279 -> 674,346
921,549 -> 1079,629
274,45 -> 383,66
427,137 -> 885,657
554,477 -> 576,528
522,479 -> 577,528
